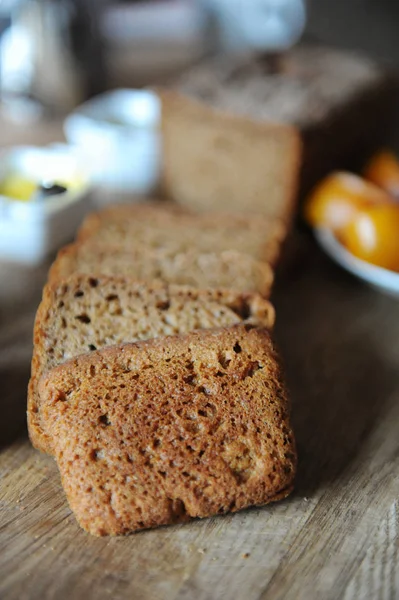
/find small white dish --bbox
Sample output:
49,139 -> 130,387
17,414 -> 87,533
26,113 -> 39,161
64,89 -> 161,194
315,227 -> 399,298
0,145 -> 92,264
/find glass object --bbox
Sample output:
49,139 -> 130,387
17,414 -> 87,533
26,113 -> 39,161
209,0 -> 306,53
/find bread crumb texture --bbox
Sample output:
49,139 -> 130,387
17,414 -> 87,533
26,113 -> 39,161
38,324 -> 296,536
28,275 -> 274,454
48,242 -> 274,296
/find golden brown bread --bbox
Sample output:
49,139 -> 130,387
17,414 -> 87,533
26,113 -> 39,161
28,275 -> 275,454
76,202 -> 287,267
38,324 -> 296,536
158,89 -> 302,224
48,242 -> 274,296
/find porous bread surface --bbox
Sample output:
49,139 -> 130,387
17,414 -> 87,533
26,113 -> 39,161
48,243 -> 274,296
28,275 -> 275,453
159,90 -> 301,223
77,202 -> 286,267
38,324 -> 296,536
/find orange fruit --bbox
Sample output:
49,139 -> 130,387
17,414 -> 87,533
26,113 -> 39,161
304,171 -> 391,234
363,150 -> 399,197
341,203 -> 399,272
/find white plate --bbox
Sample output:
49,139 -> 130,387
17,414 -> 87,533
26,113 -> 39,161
315,227 -> 399,298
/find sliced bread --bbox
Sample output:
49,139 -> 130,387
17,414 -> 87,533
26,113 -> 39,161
48,242 -> 274,296
38,324 -> 296,536
28,275 -> 275,454
158,89 -> 301,223
77,202 -> 286,266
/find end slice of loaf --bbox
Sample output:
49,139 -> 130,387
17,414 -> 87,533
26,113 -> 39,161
38,324 -> 296,536
77,202 -> 286,267
158,89 -> 302,223
28,275 -> 275,454
48,242 -> 274,296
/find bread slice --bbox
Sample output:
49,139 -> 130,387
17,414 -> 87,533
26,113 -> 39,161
28,275 -> 275,454
48,242 -> 274,296
158,89 -> 302,223
77,202 -> 286,267
38,324 -> 296,536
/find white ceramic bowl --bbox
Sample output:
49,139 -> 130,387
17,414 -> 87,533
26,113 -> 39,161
315,227 -> 399,298
0,145 -> 92,264
64,89 -> 161,194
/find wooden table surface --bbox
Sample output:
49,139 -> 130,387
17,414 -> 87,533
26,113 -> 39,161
1,120 -> 399,600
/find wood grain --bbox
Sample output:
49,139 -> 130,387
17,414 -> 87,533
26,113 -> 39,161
1,233 -> 399,600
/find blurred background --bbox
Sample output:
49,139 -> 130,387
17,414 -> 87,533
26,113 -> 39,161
0,0 -> 399,295
0,0 -> 398,118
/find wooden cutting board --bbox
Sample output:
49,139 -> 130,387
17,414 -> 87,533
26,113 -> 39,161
1,232 -> 399,600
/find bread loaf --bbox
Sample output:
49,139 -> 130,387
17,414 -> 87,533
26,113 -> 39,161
170,44 -> 397,196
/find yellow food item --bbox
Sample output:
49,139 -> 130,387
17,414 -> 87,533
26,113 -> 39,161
341,203 -> 399,272
0,174 -> 37,201
0,173 -> 82,202
304,171 -> 391,234
363,150 -> 399,197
